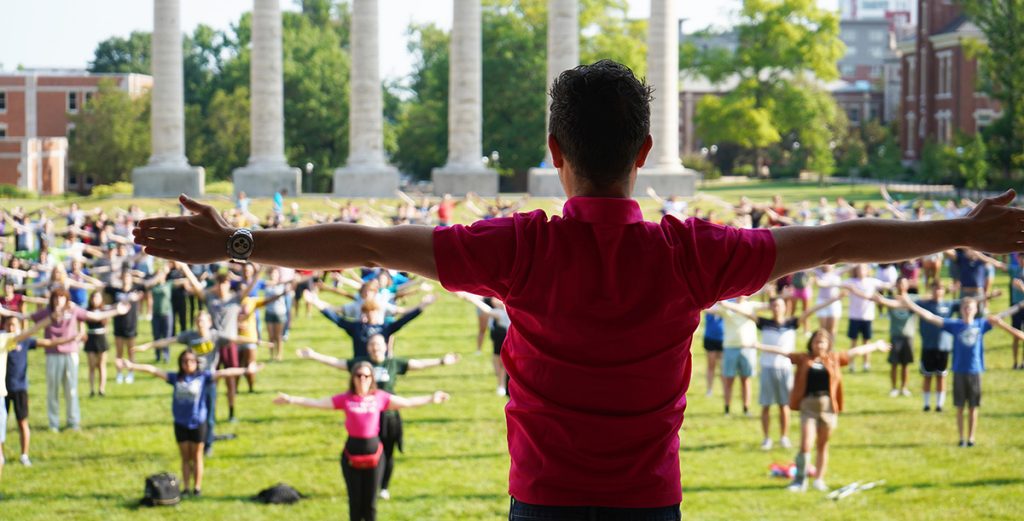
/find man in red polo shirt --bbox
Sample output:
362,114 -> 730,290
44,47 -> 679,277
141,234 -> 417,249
136,60 -> 1024,519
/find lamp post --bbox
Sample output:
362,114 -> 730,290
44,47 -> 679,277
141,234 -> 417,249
305,162 -> 314,193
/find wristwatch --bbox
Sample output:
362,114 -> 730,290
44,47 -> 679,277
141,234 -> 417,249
227,228 -> 254,262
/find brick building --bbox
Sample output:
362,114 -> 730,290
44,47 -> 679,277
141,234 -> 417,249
898,0 -> 1000,160
0,70 -> 152,194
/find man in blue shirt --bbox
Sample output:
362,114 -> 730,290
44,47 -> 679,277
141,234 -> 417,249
1008,253 -> 1024,369
902,295 -> 1024,447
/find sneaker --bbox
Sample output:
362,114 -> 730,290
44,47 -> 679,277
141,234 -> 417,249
115,373 -> 124,384
901,388 -> 912,397
181,490 -> 191,498
812,479 -> 829,492
126,372 -> 135,384
229,416 -> 239,424
379,489 -> 391,500
923,405 -> 931,412
958,439 -> 967,447
787,479 -> 808,492
863,363 -> 871,372
496,386 -> 506,396
889,389 -> 900,397
848,365 -> 856,373
19,454 -> 31,467
705,390 -> 713,398
935,406 -> 943,413
760,438 -> 773,451
779,436 -> 792,449
967,440 -> 975,448
192,489 -> 201,497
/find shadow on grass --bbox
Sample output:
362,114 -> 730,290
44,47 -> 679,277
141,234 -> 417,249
884,476 -> 1024,493
835,442 -> 930,450
680,483 -> 788,493
680,441 -> 735,452
387,492 -> 508,503
403,417 -> 502,425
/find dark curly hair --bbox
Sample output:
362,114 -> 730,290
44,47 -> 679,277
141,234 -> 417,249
548,60 -> 653,190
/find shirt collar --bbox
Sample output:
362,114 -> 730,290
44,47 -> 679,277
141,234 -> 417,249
562,197 -> 644,225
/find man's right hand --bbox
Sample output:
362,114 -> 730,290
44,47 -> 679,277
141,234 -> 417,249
134,195 -> 232,264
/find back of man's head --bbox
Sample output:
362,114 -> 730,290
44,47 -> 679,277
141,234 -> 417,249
549,60 -> 652,190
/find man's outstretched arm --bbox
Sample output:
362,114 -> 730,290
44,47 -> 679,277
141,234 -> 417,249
133,195 -> 438,280
770,190 -> 1024,280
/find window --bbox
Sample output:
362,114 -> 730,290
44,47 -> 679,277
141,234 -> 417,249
870,65 -> 883,78
846,46 -> 858,57
0,91 -> 6,113
936,51 -> 954,98
68,92 -> 78,112
84,92 -> 93,106
869,30 -> 886,42
0,124 -> 6,138
849,107 -> 861,124
906,112 -> 916,156
906,56 -> 916,100
871,48 -> 884,59
66,123 -> 76,136
841,64 -> 857,77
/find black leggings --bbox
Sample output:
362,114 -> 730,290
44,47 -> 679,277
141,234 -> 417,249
341,437 -> 383,521
379,412 -> 403,490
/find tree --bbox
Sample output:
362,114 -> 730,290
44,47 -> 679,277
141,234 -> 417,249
960,0 -> 1024,173
951,133 -> 991,189
187,87 -> 251,181
88,31 -> 151,73
392,24 -> 450,179
67,80 -> 150,185
683,0 -> 846,175
579,0 -> 647,78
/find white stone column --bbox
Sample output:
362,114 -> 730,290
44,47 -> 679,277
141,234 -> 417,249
233,0 -> 300,197
633,0 -> 695,198
132,0 -> 205,197
333,0 -> 398,196
528,0 -> 579,197
432,0 -> 497,196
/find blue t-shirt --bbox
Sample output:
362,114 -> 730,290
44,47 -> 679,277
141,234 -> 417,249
919,299 -> 957,350
704,312 -> 725,341
1009,257 -> 1024,305
5,338 -> 36,392
942,318 -> 991,374
166,371 -> 214,428
955,250 -> 988,289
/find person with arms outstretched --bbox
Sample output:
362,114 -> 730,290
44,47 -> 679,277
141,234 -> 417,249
134,59 -> 1024,519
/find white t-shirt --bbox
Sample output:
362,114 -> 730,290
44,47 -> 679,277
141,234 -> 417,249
846,277 -> 885,321
757,318 -> 798,369
0,332 -> 12,398
722,301 -> 761,347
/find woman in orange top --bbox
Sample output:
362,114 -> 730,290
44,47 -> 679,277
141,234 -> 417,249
755,330 -> 889,492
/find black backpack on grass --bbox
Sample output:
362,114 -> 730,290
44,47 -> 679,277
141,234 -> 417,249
256,483 -> 304,504
141,472 -> 180,507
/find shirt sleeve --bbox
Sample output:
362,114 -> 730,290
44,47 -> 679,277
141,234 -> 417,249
331,393 -> 348,410
942,319 -> 959,334
675,219 -> 776,308
30,308 -> 49,322
166,372 -> 178,386
432,217 -> 519,298
376,390 -> 391,411
73,305 -> 90,321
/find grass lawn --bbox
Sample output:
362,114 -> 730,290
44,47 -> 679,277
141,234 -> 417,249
2,182 -> 1022,520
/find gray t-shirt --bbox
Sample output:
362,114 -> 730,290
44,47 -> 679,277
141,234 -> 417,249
176,329 -> 225,371
889,308 -> 916,338
205,293 -> 241,346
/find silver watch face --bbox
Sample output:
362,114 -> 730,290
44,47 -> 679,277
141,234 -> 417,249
230,233 -> 253,258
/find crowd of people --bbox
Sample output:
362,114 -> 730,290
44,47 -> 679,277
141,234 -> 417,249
1,184 -> 1022,516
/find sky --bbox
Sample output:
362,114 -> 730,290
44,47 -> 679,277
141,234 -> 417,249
0,0 -> 839,81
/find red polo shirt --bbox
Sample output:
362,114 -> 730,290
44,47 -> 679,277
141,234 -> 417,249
433,197 -> 775,507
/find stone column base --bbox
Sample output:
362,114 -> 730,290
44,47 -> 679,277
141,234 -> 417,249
132,164 -> 205,197
333,164 -> 399,197
233,164 -> 301,198
633,168 -> 698,198
527,168 -> 564,197
431,165 -> 498,196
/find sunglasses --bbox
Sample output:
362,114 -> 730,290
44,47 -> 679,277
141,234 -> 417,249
354,373 -> 372,380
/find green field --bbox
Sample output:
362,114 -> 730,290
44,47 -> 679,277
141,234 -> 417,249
2,182 -> 1022,520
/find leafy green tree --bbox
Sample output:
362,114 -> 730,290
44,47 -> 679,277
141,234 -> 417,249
919,141 -> 952,183
951,133 -> 991,189
579,0 -> 647,78
684,0 -> 845,175
88,31 -> 151,73
959,0 -> 1024,173
392,24 -> 450,179
68,80 -> 150,185
188,87 -> 251,181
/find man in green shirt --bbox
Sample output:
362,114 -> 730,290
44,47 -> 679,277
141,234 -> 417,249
297,334 -> 459,500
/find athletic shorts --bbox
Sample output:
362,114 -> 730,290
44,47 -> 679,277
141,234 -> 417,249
722,347 -> 756,378
491,326 -> 508,356
703,338 -> 724,352
217,343 -> 240,369
238,343 -> 259,351
1012,307 -> 1024,331
953,373 -> 982,408
265,312 -> 285,324
920,349 -> 950,376
84,333 -> 109,353
816,300 -> 842,319
791,287 -> 810,300
887,336 -> 914,365
174,423 -> 209,444
799,394 -> 838,431
5,390 -> 29,421
847,319 -> 873,340
759,367 -> 793,407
